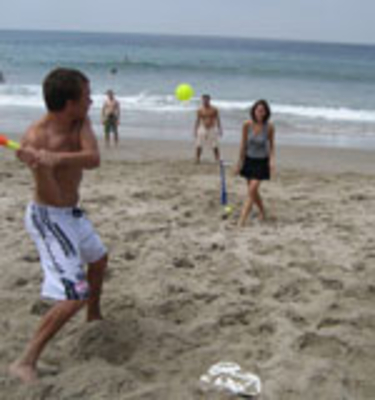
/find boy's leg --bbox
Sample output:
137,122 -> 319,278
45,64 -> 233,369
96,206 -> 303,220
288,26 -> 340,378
210,130 -> 220,162
9,299 -> 85,383
114,124 -> 119,146
104,130 -> 110,148
104,122 -> 111,147
87,254 -> 108,322
213,147 -> 220,162
195,146 -> 202,164
195,130 -> 203,164
14,204 -> 90,383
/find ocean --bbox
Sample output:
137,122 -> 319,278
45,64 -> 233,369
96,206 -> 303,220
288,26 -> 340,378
1,29 -> 375,149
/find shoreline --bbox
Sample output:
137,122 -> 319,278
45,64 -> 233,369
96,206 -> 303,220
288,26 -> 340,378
2,108 -> 375,154
99,137 -> 375,175
4,128 -> 375,175
6,122 -> 375,167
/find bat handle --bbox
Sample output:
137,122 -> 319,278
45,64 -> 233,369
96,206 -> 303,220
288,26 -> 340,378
6,140 -> 20,150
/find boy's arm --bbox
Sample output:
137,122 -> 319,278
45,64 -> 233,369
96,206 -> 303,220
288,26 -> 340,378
101,102 -> 106,124
16,125 -> 44,169
20,119 -> 100,170
48,119 -> 100,170
216,109 -> 223,136
116,101 -> 121,123
194,111 -> 201,137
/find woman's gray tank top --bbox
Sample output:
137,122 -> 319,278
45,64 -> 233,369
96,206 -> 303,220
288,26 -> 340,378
246,123 -> 269,159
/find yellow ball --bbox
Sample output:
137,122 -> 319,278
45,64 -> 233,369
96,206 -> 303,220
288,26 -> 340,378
175,83 -> 194,101
224,205 -> 233,214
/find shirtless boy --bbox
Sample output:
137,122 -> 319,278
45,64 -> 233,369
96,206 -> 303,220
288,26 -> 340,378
194,94 -> 223,163
9,68 -> 108,383
101,89 -> 120,147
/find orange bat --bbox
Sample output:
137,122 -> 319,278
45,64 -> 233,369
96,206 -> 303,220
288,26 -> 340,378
0,135 -> 20,151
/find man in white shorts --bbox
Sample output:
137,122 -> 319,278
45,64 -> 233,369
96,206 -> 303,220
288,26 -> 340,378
9,68 -> 108,384
194,94 -> 223,163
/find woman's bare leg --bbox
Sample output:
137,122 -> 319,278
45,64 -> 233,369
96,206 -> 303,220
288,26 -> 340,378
254,188 -> 265,220
238,180 -> 260,227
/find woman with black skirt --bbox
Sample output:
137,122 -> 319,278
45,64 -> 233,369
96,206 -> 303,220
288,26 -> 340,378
235,100 -> 275,226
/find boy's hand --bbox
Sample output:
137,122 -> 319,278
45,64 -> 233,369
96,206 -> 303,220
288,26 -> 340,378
36,149 -> 60,168
17,148 -> 59,169
16,147 -> 39,169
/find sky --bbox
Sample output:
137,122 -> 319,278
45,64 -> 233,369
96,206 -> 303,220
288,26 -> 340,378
0,0 -> 374,45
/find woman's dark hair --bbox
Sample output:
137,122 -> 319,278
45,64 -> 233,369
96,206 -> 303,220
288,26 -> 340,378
43,68 -> 89,112
250,99 -> 271,123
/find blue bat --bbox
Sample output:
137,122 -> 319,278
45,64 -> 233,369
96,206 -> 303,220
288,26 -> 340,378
220,160 -> 228,206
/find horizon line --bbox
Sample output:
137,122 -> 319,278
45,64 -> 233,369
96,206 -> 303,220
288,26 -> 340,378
0,27 -> 374,48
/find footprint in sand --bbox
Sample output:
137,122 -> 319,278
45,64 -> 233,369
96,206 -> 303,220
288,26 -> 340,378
294,332 -> 347,359
173,257 -> 195,269
70,320 -> 139,365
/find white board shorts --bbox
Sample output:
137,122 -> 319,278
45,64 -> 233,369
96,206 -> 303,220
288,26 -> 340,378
196,126 -> 220,149
25,203 -> 107,301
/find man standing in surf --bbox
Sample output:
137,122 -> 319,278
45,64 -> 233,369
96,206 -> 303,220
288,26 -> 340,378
102,89 -> 120,148
9,68 -> 108,383
194,94 -> 223,163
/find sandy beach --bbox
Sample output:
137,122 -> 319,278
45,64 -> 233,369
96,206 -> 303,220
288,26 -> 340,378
0,138 -> 374,399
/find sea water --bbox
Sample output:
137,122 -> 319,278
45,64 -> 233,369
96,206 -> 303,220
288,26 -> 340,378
0,29 -> 374,149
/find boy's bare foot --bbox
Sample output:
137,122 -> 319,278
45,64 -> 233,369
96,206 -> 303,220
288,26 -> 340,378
258,213 -> 266,222
9,361 -> 37,384
237,219 -> 248,228
87,312 -> 103,322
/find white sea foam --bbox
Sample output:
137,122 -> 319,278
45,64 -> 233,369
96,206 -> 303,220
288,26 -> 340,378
273,104 -> 375,122
1,85 -> 375,123
0,85 -> 44,108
